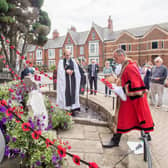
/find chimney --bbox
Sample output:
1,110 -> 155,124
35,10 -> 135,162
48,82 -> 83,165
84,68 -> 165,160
70,26 -> 76,32
52,29 -> 59,39
108,16 -> 113,31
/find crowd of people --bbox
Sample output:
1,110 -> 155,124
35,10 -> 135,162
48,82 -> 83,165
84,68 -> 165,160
20,48 -> 168,149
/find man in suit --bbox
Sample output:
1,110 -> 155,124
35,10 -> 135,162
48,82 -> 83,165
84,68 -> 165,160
88,59 -> 99,95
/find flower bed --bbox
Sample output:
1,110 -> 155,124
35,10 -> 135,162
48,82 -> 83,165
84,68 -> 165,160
0,81 -> 73,167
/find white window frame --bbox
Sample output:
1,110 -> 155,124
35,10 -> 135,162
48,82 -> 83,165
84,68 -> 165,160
59,49 -> 62,58
65,44 -> 74,57
48,60 -> 56,67
80,46 -> 84,55
89,41 -> 99,56
36,60 -> 43,65
36,49 -> 43,60
48,49 -> 55,59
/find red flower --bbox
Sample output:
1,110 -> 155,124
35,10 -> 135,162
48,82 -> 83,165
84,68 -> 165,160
40,71 -> 44,74
22,122 -> 31,132
8,88 -> 14,92
44,74 -> 48,77
5,65 -> 9,68
6,109 -> 12,117
56,104 -> 58,107
10,45 -> 15,49
73,155 -> 80,165
16,51 -> 20,55
67,145 -> 71,150
6,40 -> 10,43
81,88 -> 84,92
2,60 -> 6,64
21,56 -> 25,60
45,138 -> 55,148
12,71 -> 15,74
32,130 -> 41,140
9,68 -> 12,71
26,60 -> 30,64
35,67 -> 39,71
1,99 -> 7,106
1,35 -> 5,40
89,162 -> 99,168
50,106 -> 54,109
57,145 -> 66,157
49,77 -> 53,80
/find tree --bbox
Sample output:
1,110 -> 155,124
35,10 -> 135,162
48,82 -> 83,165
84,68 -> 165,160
0,0 -> 51,74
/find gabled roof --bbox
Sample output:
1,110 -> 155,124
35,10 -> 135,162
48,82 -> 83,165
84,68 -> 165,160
44,36 -> 66,49
27,22 -> 168,51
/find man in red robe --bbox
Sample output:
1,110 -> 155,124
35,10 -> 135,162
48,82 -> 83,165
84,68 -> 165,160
103,49 -> 154,148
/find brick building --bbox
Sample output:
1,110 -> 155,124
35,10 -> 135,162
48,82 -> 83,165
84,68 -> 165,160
26,17 -> 168,69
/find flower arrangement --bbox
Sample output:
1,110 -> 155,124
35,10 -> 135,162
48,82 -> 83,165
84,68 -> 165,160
44,96 -> 73,130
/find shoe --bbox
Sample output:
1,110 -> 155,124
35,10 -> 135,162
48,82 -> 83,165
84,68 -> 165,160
102,140 -> 119,148
90,92 -> 93,95
147,134 -> 151,141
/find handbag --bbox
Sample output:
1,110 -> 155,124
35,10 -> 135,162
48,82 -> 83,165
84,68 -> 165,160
164,78 -> 168,88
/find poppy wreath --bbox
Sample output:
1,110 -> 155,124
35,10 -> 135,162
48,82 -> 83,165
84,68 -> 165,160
57,145 -> 66,157
73,155 -> 81,165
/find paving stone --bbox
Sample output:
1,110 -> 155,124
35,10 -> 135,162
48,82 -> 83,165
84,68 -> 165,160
62,139 -> 103,154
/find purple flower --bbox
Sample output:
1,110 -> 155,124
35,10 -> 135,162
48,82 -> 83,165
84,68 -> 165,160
0,105 -> 7,113
12,137 -> 17,142
1,117 -> 7,124
35,161 -> 41,166
5,146 -> 10,156
52,155 -> 58,164
43,116 -> 46,119
20,153 -> 25,158
6,135 -> 10,142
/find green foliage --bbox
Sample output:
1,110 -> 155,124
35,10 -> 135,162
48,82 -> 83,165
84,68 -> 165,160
39,10 -> 51,27
32,0 -> 44,8
0,16 -> 15,23
37,35 -> 48,46
0,0 -> 8,13
49,65 -> 56,71
0,86 -> 9,100
44,96 -> 73,130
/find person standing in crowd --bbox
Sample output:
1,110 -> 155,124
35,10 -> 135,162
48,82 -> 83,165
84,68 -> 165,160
53,66 -> 57,90
56,49 -> 81,116
102,49 -> 154,148
88,59 -> 99,95
21,62 -> 30,80
143,61 -> 153,90
150,57 -> 167,108
103,60 -> 114,97
75,59 -> 86,95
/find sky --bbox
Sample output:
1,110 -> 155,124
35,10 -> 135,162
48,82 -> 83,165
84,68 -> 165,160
42,0 -> 168,37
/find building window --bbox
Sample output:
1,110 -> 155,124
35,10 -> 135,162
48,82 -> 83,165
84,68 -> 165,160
65,44 -> 73,57
121,44 -> 126,51
67,37 -> 71,43
128,44 -> 131,51
59,49 -> 62,58
152,41 -> 158,49
29,53 -> 33,59
48,60 -> 55,67
36,49 -> 43,60
80,46 -> 84,55
161,41 -> 164,48
92,32 -> 96,40
36,61 -> 43,65
89,42 -> 99,56
48,49 -> 55,59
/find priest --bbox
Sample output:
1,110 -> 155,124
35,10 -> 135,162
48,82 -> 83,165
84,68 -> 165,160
56,49 -> 81,116
102,49 -> 154,148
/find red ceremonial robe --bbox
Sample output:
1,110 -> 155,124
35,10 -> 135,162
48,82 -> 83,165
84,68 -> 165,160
116,60 -> 154,134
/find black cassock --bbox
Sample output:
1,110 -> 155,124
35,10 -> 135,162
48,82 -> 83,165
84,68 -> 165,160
63,58 -> 76,106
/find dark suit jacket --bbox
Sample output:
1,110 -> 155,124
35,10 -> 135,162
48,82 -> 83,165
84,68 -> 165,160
88,64 -> 99,79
